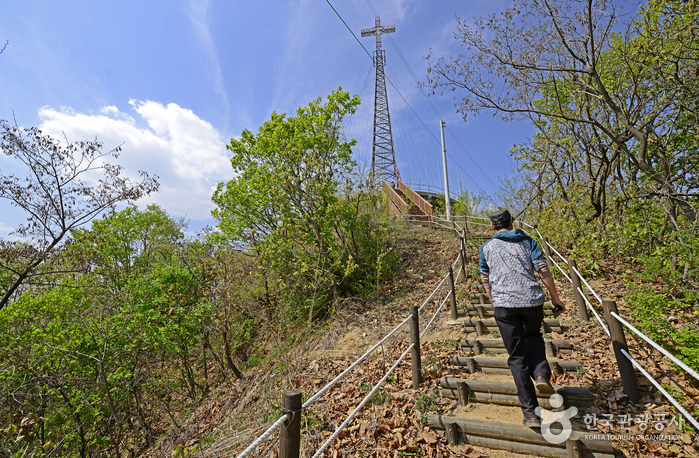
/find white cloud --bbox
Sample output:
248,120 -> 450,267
186,0 -> 229,127
37,101 -> 234,221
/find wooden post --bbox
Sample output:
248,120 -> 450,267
473,340 -> 483,355
457,381 -> 470,406
476,305 -> 485,319
540,234 -> 554,273
448,267 -> 458,320
428,215 -> 432,230
566,438 -> 583,458
445,420 -> 460,445
569,260 -> 589,321
479,293 -> 487,305
476,320 -> 486,336
464,216 -> 468,232
545,340 -> 555,358
465,358 -> 477,375
460,235 -> 467,274
602,300 -> 640,403
410,305 -> 422,389
280,390 -> 302,458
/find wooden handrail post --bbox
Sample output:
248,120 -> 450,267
565,438 -> 583,458
280,390 -> 302,458
410,305 -> 422,388
448,267 -> 458,320
569,260 -> 589,321
460,235 -> 467,275
463,215 -> 468,232
540,234 -> 554,273
602,300 -> 640,403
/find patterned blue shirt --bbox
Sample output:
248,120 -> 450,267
479,229 -> 546,308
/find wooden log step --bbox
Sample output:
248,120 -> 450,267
462,318 -> 561,327
440,378 -> 591,399
440,389 -> 592,409
461,338 -> 573,355
464,301 -> 555,310
462,338 -> 572,349
452,357 -> 580,375
428,415 -> 614,458
464,308 -> 556,318
463,322 -> 563,335
463,325 -> 563,335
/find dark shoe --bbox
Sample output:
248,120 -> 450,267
534,376 -> 555,394
523,416 -> 541,428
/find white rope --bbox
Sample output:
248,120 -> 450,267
421,290 -> 451,339
546,242 -> 569,264
549,256 -> 573,283
418,272 -> 450,313
620,349 -> 699,430
577,287 -> 610,337
302,314 -> 412,409
310,344 -> 414,458
452,252 -> 460,271
612,311 -> 699,381
454,264 -> 463,284
519,220 -> 535,229
572,266 -> 603,304
465,215 -> 490,221
235,414 -> 289,458
535,229 -> 544,240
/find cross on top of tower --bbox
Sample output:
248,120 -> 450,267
361,16 -> 395,51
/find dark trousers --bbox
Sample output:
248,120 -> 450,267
493,305 -> 551,418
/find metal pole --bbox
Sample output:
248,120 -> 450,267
440,120 -> 452,221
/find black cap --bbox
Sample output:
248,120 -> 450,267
490,209 -> 512,226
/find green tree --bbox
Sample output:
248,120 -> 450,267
0,122 -> 159,309
212,88 -> 394,322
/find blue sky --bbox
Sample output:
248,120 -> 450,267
0,0 -> 535,236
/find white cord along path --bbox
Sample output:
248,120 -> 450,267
620,349 -> 699,430
310,344 -> 414,458
576,287 -> 610,337
612,312 -> 699,381
235,414 -> 289,458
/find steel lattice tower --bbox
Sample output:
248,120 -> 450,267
362,16 -> 400,183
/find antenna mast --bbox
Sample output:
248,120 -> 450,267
362,16 -> 400,183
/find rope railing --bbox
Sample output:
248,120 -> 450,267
421,289 -> 452,340
528,221 -> 699,433
237,230 -> 466,457
577,286 -> 610,337
549,256 -> 573,284
454,264 -> 463,284
546,241 -> 569,264
621,348 -> 699,430
611,311 -> 699,381
310,344 -> 414,458
418,271 -> 450,313
301,313 -> 413,409
571,265 -> 603,304
235,414 -> 290,458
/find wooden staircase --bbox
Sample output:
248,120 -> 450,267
383,180 -> 433,219
427,291 -> 615,457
